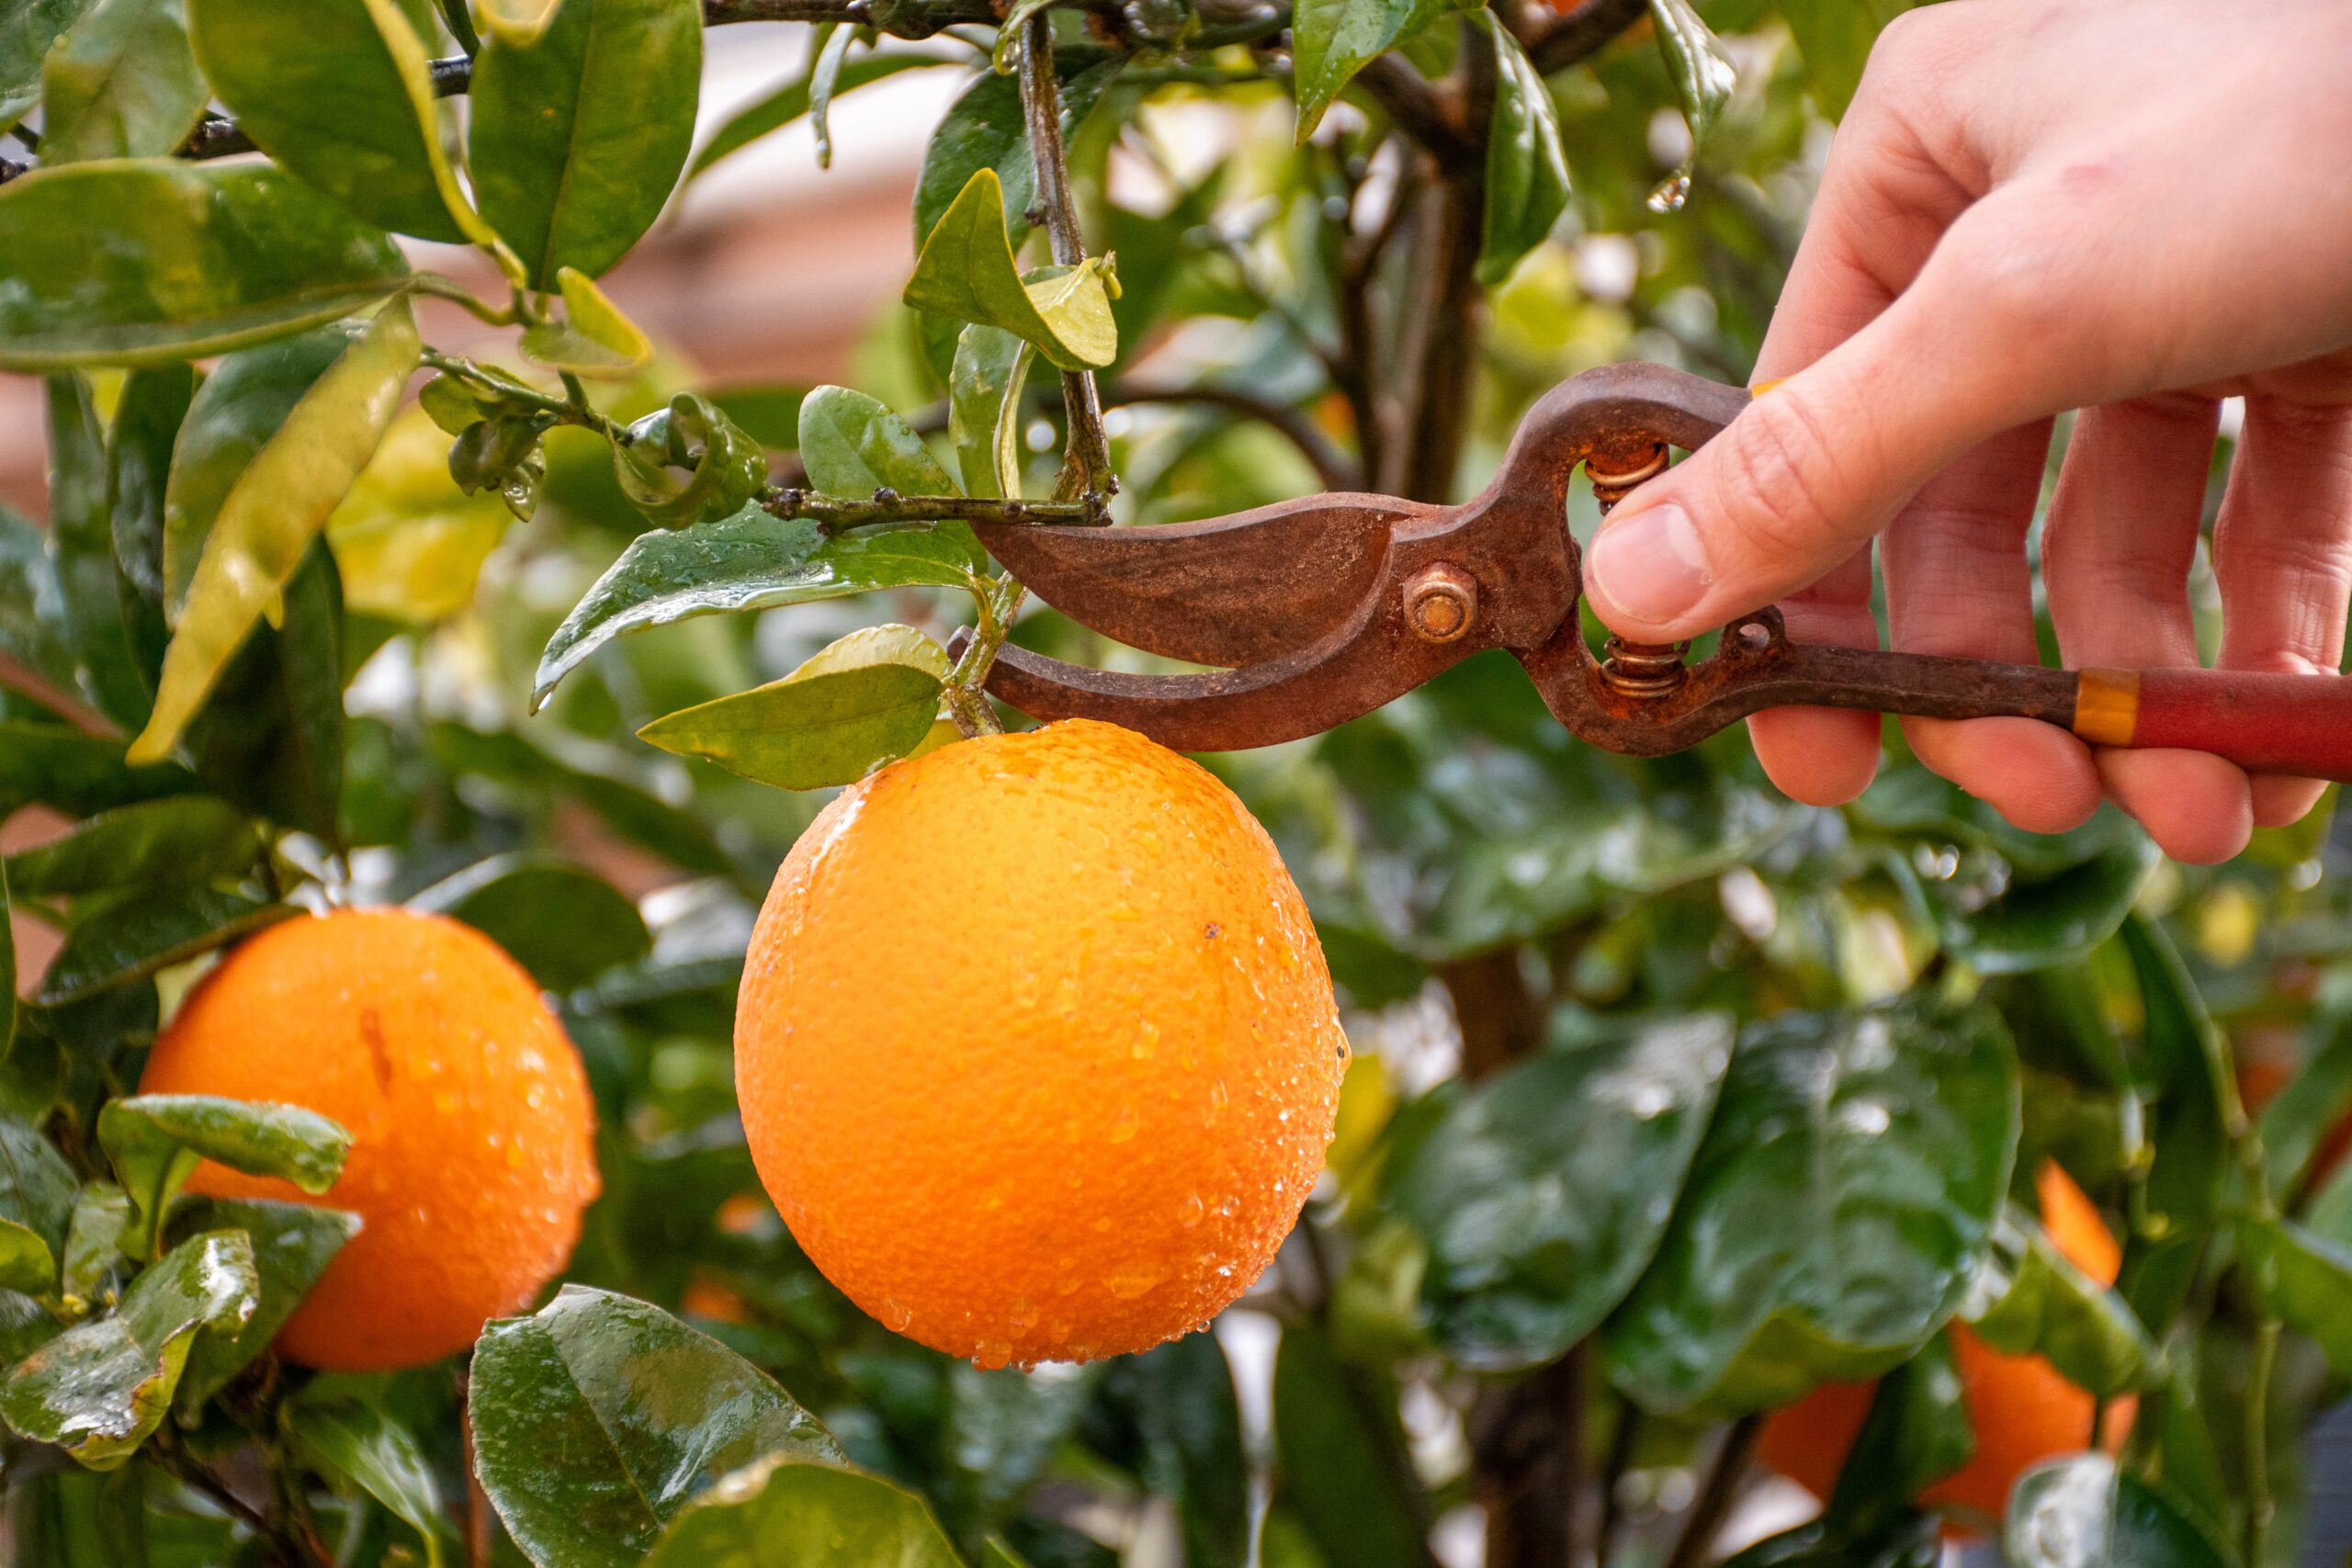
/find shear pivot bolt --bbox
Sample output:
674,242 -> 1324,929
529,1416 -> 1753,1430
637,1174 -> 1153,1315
1405,564 -> 1477,643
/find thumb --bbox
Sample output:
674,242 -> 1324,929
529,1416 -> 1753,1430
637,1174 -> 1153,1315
1582,302 -> 2006,643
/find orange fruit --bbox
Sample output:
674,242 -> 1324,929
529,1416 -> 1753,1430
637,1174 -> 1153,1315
139,908 -> 599,1371
1758,1161 -> 2132,1530
735,718 -> 1347,1368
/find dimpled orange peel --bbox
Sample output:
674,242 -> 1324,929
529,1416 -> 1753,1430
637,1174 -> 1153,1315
139,908 -> 600,1371
734,718 -> 1349,1367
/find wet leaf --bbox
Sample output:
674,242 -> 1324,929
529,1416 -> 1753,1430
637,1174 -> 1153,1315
797,384 -> 962,500
534,506 -> 981,711
35,886 -> 293,1006
911,50 -> 1122,252
642,1454 -> 964,1568
59,1184 -> 129,1303
413,855 -> 650,989
324,406 -> 515,624
949,324 -> 1034,501
0,0 -> 95,130
38,0 -> 205,161
469,0 -> 701,287
0,1114 -> 78,1295
2116,916 -> 2230,1332
167,1196 -> 358,1407
610,393 -> 770,527
1604,998 -> 2020,1416
0,163 -> 408,370
1473,12 -> 1568,286
131,301 -> 417,763
689,50 -> 939,181
1960,1206 -> 2160,1398
3,796 -> 261,897
288,1396 -> 448,1568
1388,1013 -> 1732,1368
188,0 -> 490,244
2234,1216 -> 2352,1378
98,1092 -> 351,1258
2004,1453 -> 2224,1568
0,1228 -> 257,1468
1271,1323 -> 1432,1568
43,375 -> 150,727
1291,0 -> 1450,141
469,1284 -> 842,1568
904,170 -> 1116,372
0,503 -> 78,696
1948,837 -> 2159,976
639,625 -> 948,790
1645,0 -> 1734,201
519,269 -> 654,379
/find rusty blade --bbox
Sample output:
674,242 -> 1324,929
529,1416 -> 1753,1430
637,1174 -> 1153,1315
969,493 -> 1433,668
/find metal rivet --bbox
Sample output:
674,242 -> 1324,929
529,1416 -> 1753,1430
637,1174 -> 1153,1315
1404,564 -> 1477,643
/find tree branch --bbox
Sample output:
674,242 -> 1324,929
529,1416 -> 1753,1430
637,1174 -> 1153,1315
1661,1416 -> 1762,1568
762,487 -> 1098,528
1102,381 -> 1361,491
1353,54 -> 1471,167
1392,15 -> 1491,502
1016,14 -> 1114,505
1523,0 -> 1650,75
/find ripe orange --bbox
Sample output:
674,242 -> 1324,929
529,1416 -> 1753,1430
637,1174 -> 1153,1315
139,908 -> 599,1371
734,718 -> 1347,1368
1757,1162 -> 2132,1530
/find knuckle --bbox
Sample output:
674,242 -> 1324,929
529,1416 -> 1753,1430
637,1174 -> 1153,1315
1707,391 -> 1857,570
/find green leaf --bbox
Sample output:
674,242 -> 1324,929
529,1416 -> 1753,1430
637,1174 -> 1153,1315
2004,1454 -> 2225,1568
911,50 -> 1122,252
38,0 -> 206,161
0,503 -> 79,697
519,268 -> 654,379
0,1228 -> 257,1469
35,886 -> 293,1006
413,855 -> 650,989
179,538 -> 347,841
688,51 -> 939,181
797,384 -> 963,499
288,1396 -> 447,1568
59,1184 -> 129,1304
1821,1337 -> 1973,1537
3,797 -> 261,897
107,362 -> 198,692
0,163 -> 409,370
643,1455 -> 964,1568
0,721 -> 192,818
0,863 -> 13,1074
904,170 -> 1116,372
97,1092 -> 351,1258
1387,1013 -> 1732,1368
188,0 -> 491,244
806,21 -> 849,166
0,1114 -> 79,1295
131,301 -> 417,763
43,374 -> 151,727
639,625 -> 949,791
1290,0 -> 1449,142
948,323 -> 1035,501
1096,1334 -> 1250,1568
474,0 -> 558,44
1270,1323 -> 1432,1568
0,0 -> 95,130
1947,836 -> 2160,976
1959,1205 -> 2160,1398
2235,1215 -> 2352,1379
2258,1010 -> 2352,1199
324,405 -> 516,623
469,1284 -> 842,1568
469,0 -> 701,287
1603,998 -> 2020,1416
2116,916 -> 2231,1331
610,392 -> 770,527
533,507 -> 981,711
1718,1515 -> 1941,1568
1644,0 -> 1734,206
1473,12 -> 1568,286
1779,0 -> 1912,121
167,1196 -> 359,1407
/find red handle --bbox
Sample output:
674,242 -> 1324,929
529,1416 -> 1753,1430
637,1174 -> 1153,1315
2074,668 -> 2352,783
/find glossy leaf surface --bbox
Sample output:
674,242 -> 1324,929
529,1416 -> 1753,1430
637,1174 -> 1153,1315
38,0 -> 205,161
168,1196 -> 359,1406
1474,12 -> 1568,285
98,1092 -> 351,1258
643,1455 -> 964,1568
36,886 -> 292,1005
903,170 -> 1116,372
1291,0 -> 1448,141
2,796 -> 260,897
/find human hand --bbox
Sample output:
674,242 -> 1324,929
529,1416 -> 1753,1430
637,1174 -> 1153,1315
1579,0 -> 2352,863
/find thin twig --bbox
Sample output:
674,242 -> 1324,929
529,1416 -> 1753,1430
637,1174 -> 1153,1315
1102,381 -> 1361,491
762,486 -> 1098,528
2245,1317 -> 2279,1568
1016,14 -> 1114,506
1661,1416 -> 1761,1568
1393,16 -> 1491,501
1522,0 -> 1650,75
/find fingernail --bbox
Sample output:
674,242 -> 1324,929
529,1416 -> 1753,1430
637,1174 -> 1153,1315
1587,503 -> 1711,626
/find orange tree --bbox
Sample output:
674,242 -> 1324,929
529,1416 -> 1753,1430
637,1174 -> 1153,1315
0,0 -> 2348,1562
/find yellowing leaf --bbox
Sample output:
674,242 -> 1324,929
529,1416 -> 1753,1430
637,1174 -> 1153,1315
130,300 -> 421,762
324,406 -> 514,622
474,0 -> 560,45
902,168 -> 1115,372
519,267 -> 653,379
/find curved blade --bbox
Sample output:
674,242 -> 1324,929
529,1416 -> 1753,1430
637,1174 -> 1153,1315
971,493 -> 1430,669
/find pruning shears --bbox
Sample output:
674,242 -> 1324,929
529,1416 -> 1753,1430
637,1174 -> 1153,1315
960,362 -> 2352,782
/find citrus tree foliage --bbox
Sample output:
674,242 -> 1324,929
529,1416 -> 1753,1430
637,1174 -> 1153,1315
0,0 -> 2346,1562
